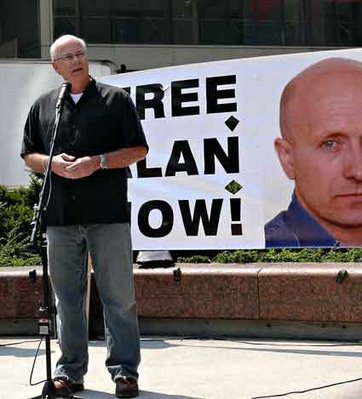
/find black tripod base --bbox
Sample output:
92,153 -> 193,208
29,379 -> 81,399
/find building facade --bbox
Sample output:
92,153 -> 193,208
1,0 -> 362,71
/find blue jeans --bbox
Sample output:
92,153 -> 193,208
47,223 -> 140,383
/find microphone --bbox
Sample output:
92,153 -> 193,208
56,81 -> 71,109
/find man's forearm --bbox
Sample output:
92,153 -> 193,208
24,146 -> 147,180
100,146 -> 148,169
23,153 -> 49,174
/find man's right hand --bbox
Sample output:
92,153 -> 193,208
51,153 -> 76,178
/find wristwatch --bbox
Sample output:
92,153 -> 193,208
99,154 -> 109,169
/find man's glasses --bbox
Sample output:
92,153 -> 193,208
54,50 -> 87,63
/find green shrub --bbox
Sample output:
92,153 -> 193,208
177,248 -> 362,264
0,176 -> 41,267
176,255 -> 211,263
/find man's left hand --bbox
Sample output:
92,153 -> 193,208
64,156 -> 99,179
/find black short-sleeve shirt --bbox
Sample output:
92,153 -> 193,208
21,79 -> 148,226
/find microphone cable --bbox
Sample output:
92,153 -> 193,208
251,376 -> 362,398
28,336 -> 47,387
0,339 -> 41,347
0,338 -> 46,387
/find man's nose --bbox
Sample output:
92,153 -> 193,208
71,54 -> 81,63
343,142 -> 362,181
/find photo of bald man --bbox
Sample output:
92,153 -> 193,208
265,57 -> 362,248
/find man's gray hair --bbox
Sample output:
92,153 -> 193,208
50,35 -> 87,60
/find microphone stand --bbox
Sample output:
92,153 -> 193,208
29,82 -> 76,399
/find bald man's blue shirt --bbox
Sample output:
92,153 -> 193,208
264,192 -> 338,248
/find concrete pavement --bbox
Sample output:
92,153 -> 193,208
1,337 -> 362,399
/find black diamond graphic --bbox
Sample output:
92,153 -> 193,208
225,180 -> 242,194
225,116 -> 240,131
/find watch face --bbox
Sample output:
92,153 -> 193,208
100,154 -> 108,169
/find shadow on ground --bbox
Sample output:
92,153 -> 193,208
77,390 -> 202,399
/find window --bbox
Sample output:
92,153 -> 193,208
0,0 -> 40,57
52,0 -> 362,47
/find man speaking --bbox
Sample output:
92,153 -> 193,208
21,34 -> 148,397
265,57 -> 362,248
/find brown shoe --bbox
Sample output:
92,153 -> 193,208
115,376 -> 139,398
53,376 -> 84,395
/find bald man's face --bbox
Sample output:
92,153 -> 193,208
276,70 -> 362,229
52,39 -> 89,86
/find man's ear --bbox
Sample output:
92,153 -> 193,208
51,61 -> 59,74
274,138 -> 295,180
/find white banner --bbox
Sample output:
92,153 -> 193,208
100,48 -> 362,250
